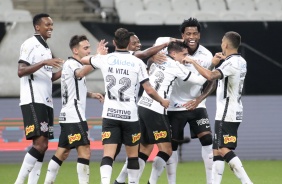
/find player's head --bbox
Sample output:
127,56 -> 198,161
179,17 -> 201,53
128,32 -> 142,51
221,31 -> 241,55
113,28 -> 131,49
167,40 -> 188,62
33,13 -> 53,40
69,35 -> 91,59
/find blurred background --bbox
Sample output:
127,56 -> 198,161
0,0 -> 281,163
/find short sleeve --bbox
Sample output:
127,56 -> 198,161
138,61 -> 149,84
217,60 -> 236,79
19,41 -> 34,64
90,54 -> 105,69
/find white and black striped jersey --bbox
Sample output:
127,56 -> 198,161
18,34 -> 53,107
154,37 -> 213,111
59,57 -> 87,123
215,54 -> 247,122
90,51 -> 149,122
138,56 -> 206,114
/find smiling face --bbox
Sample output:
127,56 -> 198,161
73,40 -> 91,60
35,17 -> 53,40
182,26 -> 200,52
128,35 -> 141,51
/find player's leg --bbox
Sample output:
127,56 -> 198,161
114,143 -> 128,184
15,104 -> 51,184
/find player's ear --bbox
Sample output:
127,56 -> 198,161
113,40 -> 116,47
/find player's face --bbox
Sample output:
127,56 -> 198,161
35,17 -> 53,40
172,48 -> 188,62
128,35 -> 141,51
182,27 -> 200,52
76,40 -> 91,59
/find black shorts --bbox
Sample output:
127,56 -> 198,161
102,118 -> 140,146
21,103 -> 54,140
58,121 -> 90,149
167,108 -> 211,140
138,106 -> 171,144
212,120 -> 240,150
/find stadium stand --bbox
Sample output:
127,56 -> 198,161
114,0 -> 144,24
171,0 -> 199,12
135,10 -> 164,25
226,0 -> 256,12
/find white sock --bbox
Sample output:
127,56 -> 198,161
202,145 -> 213,184
228,157 -> 253,184
77,162 -> 90,184
44,159 -> 61,184
116,158 -> 128,183
127,168 -> 139,184
212,160 -> 225,184
166,150 -> 178,184
100,165 -> 112,184
15,153 -> 37,184
138,157 -> 146,180
28,161 -> 43,184
149,156 -> 166,184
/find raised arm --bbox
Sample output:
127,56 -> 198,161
134,42 -> 168,59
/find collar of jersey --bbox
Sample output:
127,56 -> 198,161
115,50 -> 130,53
34,34 -> 49,48
225,53 -> 241,60
68,56 -> 83,65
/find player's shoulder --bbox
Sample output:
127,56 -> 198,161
197,45 -> 213,57
21,36 -> 37,47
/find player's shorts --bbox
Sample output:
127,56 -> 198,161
139,106 -> 171,144
167,108 -> 211,140
58,121 -> 90,149
21,103 -> 54,140
212,120 -> 240,150
102,118 -> 140,146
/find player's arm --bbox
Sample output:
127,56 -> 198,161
87,92 -> 104,102
75,65 -> 94,79
134,42 -> 168,59
141,80 -> 169,108
51,70 -> 62,81
81,40 -> 108,65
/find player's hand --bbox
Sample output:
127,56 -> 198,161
182,56 -> 196,65
91,93 -> 104,103
97,39 -> 108,55
44,58 -> 64,68
152,52 -> 167,64
183,98 -> 200,111
160,99 -> 170,109
212,52 -> 225,66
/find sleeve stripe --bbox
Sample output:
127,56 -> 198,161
18,60 -> 30,65
183,72 -> 191,81
140,78 -> 149,85
216,69 -> 224,79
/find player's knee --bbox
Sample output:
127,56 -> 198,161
100,156 -> 114,167
199,134 -> 212,146
127,157 -> 139,170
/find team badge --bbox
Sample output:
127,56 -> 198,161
40,122 -> 48,132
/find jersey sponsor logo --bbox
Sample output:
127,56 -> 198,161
25,125 -> 35,135
153,131 -> 167,140
46,97 -> 52,103
132,133 -> 141,143
107,108 -> 131,119
101,131 -> 111,140
196,118 -> 210,126
223,135 -> 236,144
44,65 -> 52,72
173,103 -> 184,108
236,111 -> 243,120
40,122 -> 48,132
107,56 -> 135,67
68,133 -> 81,144
139,96 -> 153,107
49,126 -> 53,133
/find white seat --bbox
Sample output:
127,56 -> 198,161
254,0 -> 282,12
143,0 -> 172,13
135,10 -> 164,25
171,0 -> 199,12
4,10 -> 32,23
198,0 -> 227,11
0,0 -> 13,12
220,11 -> 247,21
99,0 -> 114,9
248,11 -> 278,21
192,11 -> 221,21
115,0 -> 144,24
164,11 -> 190,25
226,0 -> 256,12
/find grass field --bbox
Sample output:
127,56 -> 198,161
1,160 -> 281,183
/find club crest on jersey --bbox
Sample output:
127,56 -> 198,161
25,125 -> 35,135
223,135 -> 237,144
68,133 -> 81,144
40,122 -> 48,132
101,131 -> 111,140
153,131 -> 167,140
132,133 -> 141,143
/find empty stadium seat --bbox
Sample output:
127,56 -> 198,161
143,0 -> 172,13
220,11 -> 247,21
135,10 -> 164,25
115,0 -> 144,24
248,11 -> 278,21
4,10 -> 32,23
198,0 -> 227,11
192,11 -> 221,21
254,0 -> 282,12
164,11 -> 190,25
226,0 -> 256,12
0,0 -> 14,12
171,0 -> 199,12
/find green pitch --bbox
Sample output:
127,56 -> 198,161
1,160 -> 281,183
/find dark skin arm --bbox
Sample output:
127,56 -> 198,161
133,42 -> 168,59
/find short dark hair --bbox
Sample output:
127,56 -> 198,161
114,28 -> 130,49
224,31 -> 241,49
167,40 -> 188,54
69,35 -> 88,49
33,13 -> 50,28
179,17 -> 201,34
